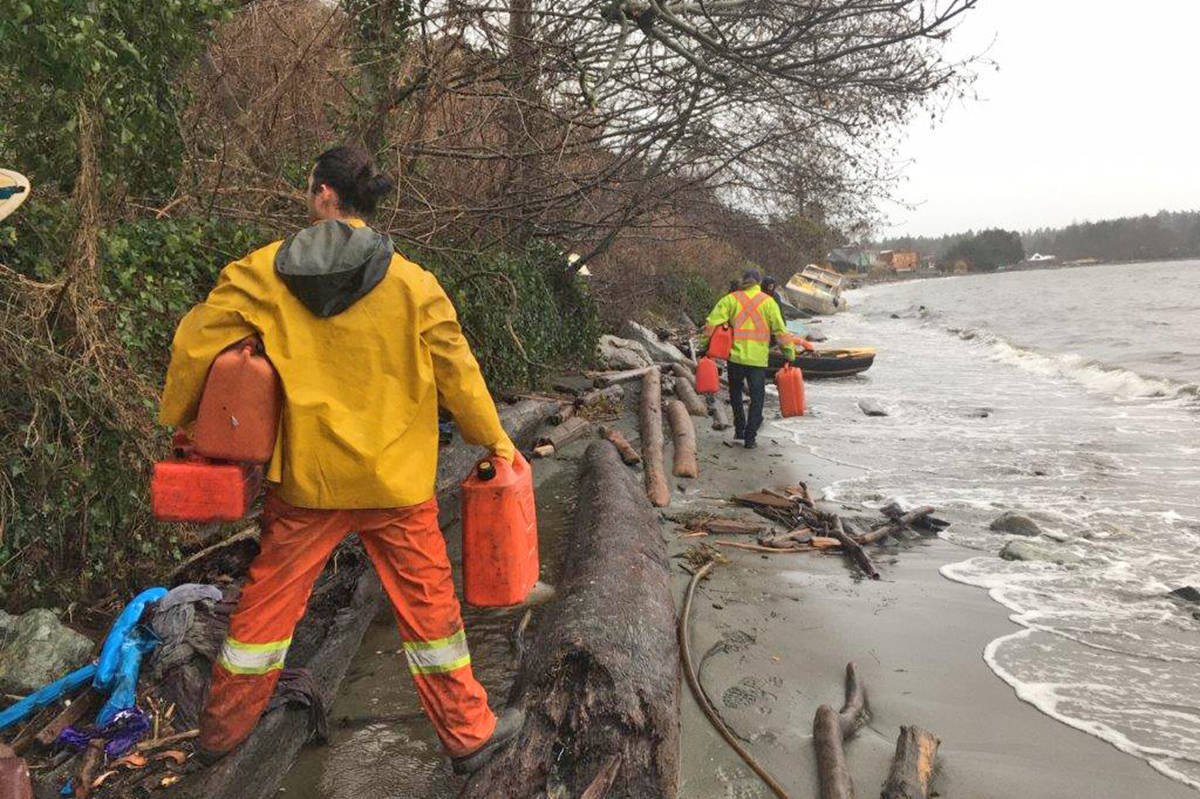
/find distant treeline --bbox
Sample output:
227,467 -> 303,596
879,209 -> 1200,266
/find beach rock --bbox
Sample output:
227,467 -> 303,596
0,609 -> 94,694
967,407 -> 992,418
1168,586 -> 1200,604
596,335 -> 652,370
990,511 -> 1042,537
999,540 -> 1080,565
858,399 -> 889,417
619,320 -> 687,365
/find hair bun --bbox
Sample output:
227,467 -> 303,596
367,173 -> 395,199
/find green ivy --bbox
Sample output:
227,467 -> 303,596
0,0 -> 233,195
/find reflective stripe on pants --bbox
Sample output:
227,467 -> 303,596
199,494 -> 496,757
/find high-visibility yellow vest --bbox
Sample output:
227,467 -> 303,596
703,285 -> 794,367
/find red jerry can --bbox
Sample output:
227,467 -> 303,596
695,357 -> 720,395
193,340 -> 282,463
151,441 -> 263,523
706,325 -> 733,360
775,362 -> 806,418
461,453 -> 539,607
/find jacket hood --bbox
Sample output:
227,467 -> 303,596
274,219 -> 394,318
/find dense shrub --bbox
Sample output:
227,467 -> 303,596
414,240 -> 599,392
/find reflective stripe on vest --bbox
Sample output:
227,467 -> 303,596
218,635 -> 291,675
402,628 -> 472,675
732,291 -> 771,341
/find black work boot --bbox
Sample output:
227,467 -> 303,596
733,427 -> 745,441
744,438 -> 758,449
451,706 -> 525,775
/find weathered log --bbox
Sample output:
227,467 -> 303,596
599,426 -> 641,465
699,519 -> 766,536
666,400 -> 698,478
587,366 -> 653,387
734,491 -> 797,511
813,663 -> 868,799
856,506 -> 937,545
710,399 -> 732,431
830,516 -> 880,580
549,402 -> 576,425
672,373 -> 708,417
460,441 -> 679,799
536,416 -> 592,451
669,361 -> 696,388
813,705 -> 855,799
880,726 -> 939,799
579,384 -> 625,407
640,368 -> 670,506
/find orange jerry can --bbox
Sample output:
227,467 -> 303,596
695,357 -> 720,395
151,458 -> 262,522
460,453 -> 538,607
706,325 -> 733,360
775,362 -> 806,418
193,340 -> 282,463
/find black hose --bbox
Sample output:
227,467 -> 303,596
678,560 -> 796,799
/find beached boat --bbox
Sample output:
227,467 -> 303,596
781,265 -> 847,316
768,348 -> 875,379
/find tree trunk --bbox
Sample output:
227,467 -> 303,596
672,373 -> 708,417
536,416 -> 592,451
666,400 -> 698,478
579,384 -> 625,407
599,426 -> 641,465
710,399 -> 732,431
587,367 -> 653,387
459,441 -> 679,799
880,727 -> 939,799
640,368 -> 670,507
829,517 -> 880,580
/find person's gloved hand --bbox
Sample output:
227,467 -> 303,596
491,434 -> 517,464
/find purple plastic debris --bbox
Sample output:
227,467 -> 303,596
56,707 -> 151,758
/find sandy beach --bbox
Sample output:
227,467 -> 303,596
663,413 -> 1197,798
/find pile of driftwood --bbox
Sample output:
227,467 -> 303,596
810,664 -> 940,799
680,553 -> 941,799
675,484 -> 947,581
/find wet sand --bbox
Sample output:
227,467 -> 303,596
669,413 -> 1197,798
280,389 -> 1195,797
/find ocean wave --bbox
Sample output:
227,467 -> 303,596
947,326 -> 1200,402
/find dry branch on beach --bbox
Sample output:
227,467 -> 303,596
666,400 -> 698,478
640,368 -> 671,506
881,726 -> 940,799
812,663 -> 868,799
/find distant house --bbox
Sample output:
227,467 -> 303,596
826,247 -> 876,274
1027,253 -> 1057,263
879,249 -> 920,273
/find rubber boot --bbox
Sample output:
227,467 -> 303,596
451,706 -> 526,775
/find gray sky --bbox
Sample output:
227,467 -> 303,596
880,0 -> 1200,238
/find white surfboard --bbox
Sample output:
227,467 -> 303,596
0,169 -> 31,223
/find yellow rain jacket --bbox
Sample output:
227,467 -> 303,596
160,218 -> 514,509
703,285 -> 795,368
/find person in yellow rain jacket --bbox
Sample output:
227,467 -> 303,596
702,268 -> 795,449
160,146 -> 523,774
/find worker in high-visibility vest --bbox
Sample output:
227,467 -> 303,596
702,268 -> 796,448
160,146 -> 522,773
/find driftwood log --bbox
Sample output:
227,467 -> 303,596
640,368 -> 670,506
599,426 -> 641,465
881,726 -> 939,799
710,399 -> 732,431
580,384 -> 625,407
672,374 -> 708,417
856,507 -> 936,545
460,441 -> 679,799
829,517 -> 880,580
669,362 -> 696,388
588,367 -> 653,387
813,663 -> 868,799
666,400 -> 698,478
536,416 -> 592,451
549,403 -> 576,425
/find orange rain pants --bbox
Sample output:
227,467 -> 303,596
199,493 -> 497,757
